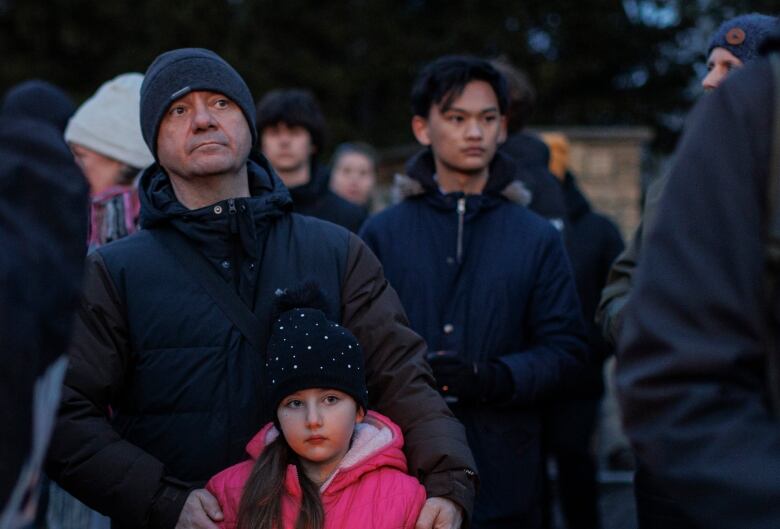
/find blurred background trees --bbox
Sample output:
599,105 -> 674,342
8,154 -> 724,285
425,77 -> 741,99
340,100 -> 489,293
0,0 -> 776,154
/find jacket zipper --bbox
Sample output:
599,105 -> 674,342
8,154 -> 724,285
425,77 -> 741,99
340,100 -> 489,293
456,197 -> 466,264
227,198 -> 238,234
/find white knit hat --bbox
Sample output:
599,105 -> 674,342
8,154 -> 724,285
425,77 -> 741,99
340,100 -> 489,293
64,73 -> 154,169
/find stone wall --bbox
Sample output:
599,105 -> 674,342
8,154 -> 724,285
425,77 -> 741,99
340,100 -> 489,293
535,126 -> 653,240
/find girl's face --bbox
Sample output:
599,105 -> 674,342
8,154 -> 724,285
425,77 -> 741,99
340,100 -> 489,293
330,152 -> 376,206
277,388 -> 365,483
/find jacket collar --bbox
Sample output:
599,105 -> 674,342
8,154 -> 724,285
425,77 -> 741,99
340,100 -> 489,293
137,151 -> 292,231
396,148 -> 532,208
287,163 -> 331,206
245,411 -> 408,496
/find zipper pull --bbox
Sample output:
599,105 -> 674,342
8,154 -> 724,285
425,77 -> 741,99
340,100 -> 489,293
456,197 -> 466,264
227,198 -> 238,234
457,197 -> 466,216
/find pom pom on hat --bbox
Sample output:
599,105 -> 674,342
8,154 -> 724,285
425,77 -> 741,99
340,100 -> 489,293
265,281 -> 368,416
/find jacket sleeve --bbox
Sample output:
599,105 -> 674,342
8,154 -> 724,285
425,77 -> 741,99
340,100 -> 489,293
496,229 -> 589,404
340,233 -> 477,519
596,171 -> 668,346
46,251 -> 193,529
617,59 -> 780,529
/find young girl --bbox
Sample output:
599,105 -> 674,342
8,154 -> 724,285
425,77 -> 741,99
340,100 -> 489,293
206,286 -> 426,529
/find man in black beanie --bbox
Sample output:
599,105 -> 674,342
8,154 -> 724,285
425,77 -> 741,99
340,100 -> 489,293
46,48 -> 476,529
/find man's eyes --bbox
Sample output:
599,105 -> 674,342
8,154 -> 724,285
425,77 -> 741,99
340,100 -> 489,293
214,99 -> 230,108
170,106 -> 187,116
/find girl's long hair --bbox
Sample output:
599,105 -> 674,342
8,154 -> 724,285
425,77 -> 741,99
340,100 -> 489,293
236,434 -> 325,529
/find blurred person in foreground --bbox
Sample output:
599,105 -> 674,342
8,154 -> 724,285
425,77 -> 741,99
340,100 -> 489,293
0,114 -> 88,529
45,48 -> 475,529
0,79 -> 75,133
329,141 -> 378,213
617,26 -> 780,529
257,89 -> 367,232
361,55 -> 587,529
598,13 -> 778,529
541,132 -> 624,529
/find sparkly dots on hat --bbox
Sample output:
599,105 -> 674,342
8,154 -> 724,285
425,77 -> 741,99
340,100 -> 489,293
265,282 -> 369,414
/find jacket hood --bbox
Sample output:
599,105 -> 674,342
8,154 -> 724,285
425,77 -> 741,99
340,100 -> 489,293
245,411 -> 409,496
396,148 -> 532,207
287,163 -> 331,205
137,151 -> 292,229
562,172 -> 591,221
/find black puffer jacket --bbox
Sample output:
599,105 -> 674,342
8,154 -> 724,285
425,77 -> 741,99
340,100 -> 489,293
47,153 -> 476,529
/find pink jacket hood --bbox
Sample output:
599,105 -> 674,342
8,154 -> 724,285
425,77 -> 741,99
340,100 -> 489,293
207,411 -> 426,529
245,410 -> 409,495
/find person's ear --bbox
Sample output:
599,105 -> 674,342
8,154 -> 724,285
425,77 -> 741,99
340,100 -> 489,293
498,115 -> 508,144
355,406 -> 366,424
411,115 -> 432,146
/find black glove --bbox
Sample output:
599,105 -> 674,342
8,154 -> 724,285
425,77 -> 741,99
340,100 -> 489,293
426,351 -> 514,404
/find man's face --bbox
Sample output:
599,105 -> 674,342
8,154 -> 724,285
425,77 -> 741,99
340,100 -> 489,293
702,47 -> 743,92
261,123 -> 315,173
156,90 -> 252,181
412,80 -> 506,177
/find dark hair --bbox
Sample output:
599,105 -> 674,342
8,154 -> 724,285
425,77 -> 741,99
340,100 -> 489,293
410,55 -> 509,118
237,434 -> 325,529
256,89 -> 327,154
330,142 -> 378,171
490,58 -> 536,133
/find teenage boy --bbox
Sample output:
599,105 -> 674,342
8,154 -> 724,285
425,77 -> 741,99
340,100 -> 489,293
256,89 -> 367,232
360,55 -> 587,529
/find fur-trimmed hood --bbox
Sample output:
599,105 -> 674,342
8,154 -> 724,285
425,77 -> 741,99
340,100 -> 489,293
393,149 -> 532,208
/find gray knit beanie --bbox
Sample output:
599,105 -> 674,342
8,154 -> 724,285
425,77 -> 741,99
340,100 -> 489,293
140,48 -> 257,160
707,13 -> 778,64
64,73 -> 154,169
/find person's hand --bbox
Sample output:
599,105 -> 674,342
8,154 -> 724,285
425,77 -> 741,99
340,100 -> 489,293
174,489 -> 224,529
426,351 -> 479,403
415,497 -> 463,529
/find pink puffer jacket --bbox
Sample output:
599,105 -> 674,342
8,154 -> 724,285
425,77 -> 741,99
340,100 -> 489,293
206,411 -> 426,529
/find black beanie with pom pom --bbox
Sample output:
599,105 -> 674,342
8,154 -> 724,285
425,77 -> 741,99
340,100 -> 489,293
265,281 -> 368,415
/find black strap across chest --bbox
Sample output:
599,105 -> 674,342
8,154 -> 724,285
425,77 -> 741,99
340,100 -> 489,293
151,226 -> 265,351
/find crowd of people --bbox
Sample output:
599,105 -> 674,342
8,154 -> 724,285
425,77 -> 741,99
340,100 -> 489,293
2,10 -> 780,529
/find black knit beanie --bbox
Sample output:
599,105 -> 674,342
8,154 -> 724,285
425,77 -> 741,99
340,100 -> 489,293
265,283 -> 368,417
140,48 -> 257,160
